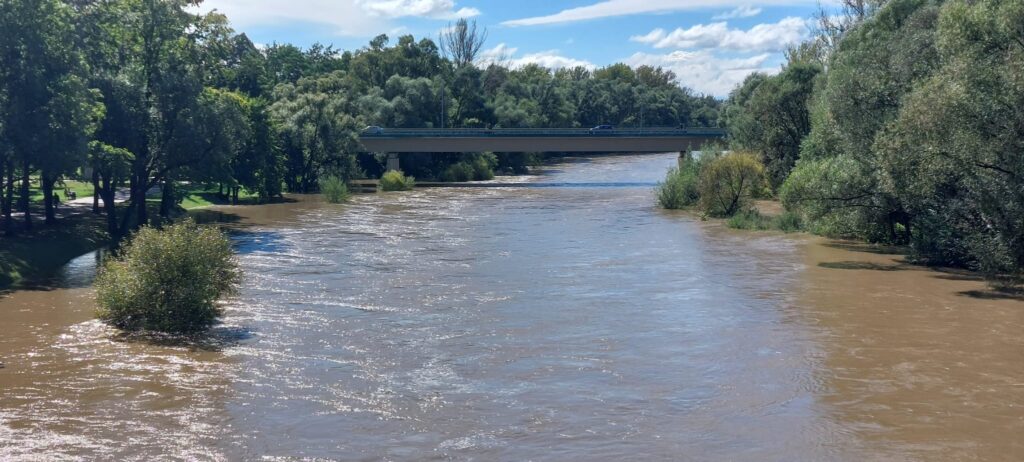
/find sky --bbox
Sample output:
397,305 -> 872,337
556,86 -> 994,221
198,0 -> 828,97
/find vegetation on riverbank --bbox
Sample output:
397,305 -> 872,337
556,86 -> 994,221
0,0 -> 721,242
657,149 -> 770,218
95,219 -> 239,334
0,212 -> 109,288
720,0 -> 1024,284
319,176 -> 350,203
379,171 -> 416,192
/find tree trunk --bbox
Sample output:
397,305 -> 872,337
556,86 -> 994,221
135,173 -> 148,228
99,175 -> 118,237
3,161 -> 13,236
42,171 -> 56,225
159,179 -> 174,218
92,169 -> 101,214
19,159 -> 31,230
232,186 -> 239,204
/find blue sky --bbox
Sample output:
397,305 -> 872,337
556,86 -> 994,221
199,1 -> 827,96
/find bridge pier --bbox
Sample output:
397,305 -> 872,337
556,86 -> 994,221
385,153 -> 401,172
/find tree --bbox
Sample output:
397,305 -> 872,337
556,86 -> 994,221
699,152 -> 767,217
725,62 -> 820,190
439,18 -> 487,67
0,0 -> 100,227
89,141 -> 134,236
271,72 -> 362,192
872,0 -> 1024,277
783,0 -> 941,243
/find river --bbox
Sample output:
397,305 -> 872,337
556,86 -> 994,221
1,153 -> 1021,461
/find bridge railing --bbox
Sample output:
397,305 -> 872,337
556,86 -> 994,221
360,127 -> 727,138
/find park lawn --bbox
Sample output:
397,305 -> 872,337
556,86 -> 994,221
145,185 -> 260,210
28,180 -> 94,203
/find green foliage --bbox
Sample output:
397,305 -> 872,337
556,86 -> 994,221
698,152 -> 767,217
441,153 -> 497,182
726,210 -> 774,230
95,219 -> 240,334
727,209 -> 803,232
319,175 -> 350,203
656,162 -> 700,210
379,170 -> 415,191
441,162 -> 474,182
724,62 -> 820,190
775,0 -> 1024,282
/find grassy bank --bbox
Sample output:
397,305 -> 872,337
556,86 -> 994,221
0,212 -> 109,288
146,185 -> 261,210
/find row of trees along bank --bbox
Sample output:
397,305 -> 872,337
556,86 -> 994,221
0,0 -> 722,240
705,0 -> 1023,284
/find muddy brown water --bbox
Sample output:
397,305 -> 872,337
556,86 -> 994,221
1,154 -> 1021,461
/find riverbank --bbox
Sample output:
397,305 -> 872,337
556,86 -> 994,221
0,211 -> 109,288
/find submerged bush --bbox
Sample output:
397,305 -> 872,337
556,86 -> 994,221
441,162 -> 474,182
441,154 -> 497,182
95,218 -> 240,334
727,209 -> 774,230
698,152 -> 767,217
319,175 -> 350,203
380,170 -> 415,191
726,209 -> 804,232
655,166 -> 700,209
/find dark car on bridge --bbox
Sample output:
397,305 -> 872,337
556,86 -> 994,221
362,125 -> 384,135
589,124 -> 614,134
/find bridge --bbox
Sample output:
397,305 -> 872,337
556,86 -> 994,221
359,127 -> 727,171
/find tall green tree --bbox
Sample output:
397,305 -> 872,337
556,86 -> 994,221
725,61 -> 820,190
0,0 -> 100,227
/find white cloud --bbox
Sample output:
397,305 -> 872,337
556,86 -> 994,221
630,17 -> 809,52
357,0 -> 479,19
200,0 -> 478,37
630,28 -> 667,44
201,0 -> 384,36
625,50 -> 779,96
502,0 -> 817,26
712,4 -> 762,19
478,43 -> 595,70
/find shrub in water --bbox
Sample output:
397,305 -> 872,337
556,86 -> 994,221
773,210 -> 803,232
726,209 -> 804,232
656,165 -> 700,209
95,218 -> 240,334
319,175 -> 350,203
698,152 -> 767,217
380,170 -> 415,191
441,162 -> 474,182
727,209 -> 774,230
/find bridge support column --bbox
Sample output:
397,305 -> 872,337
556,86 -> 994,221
385,153 -> 401,172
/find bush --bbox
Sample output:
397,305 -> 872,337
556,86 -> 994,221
726,209 -> 804,232
318,175 -> 350,203
698,152 -> 767,217
471,157 -> 495,180
441,162 -> 474,182
95,218 -> 240,334
380,170 -> 415,191
773,210 -> 804,232
656,165 -> 700,209
727,209 -> 774,230
441,154 -> 497,182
